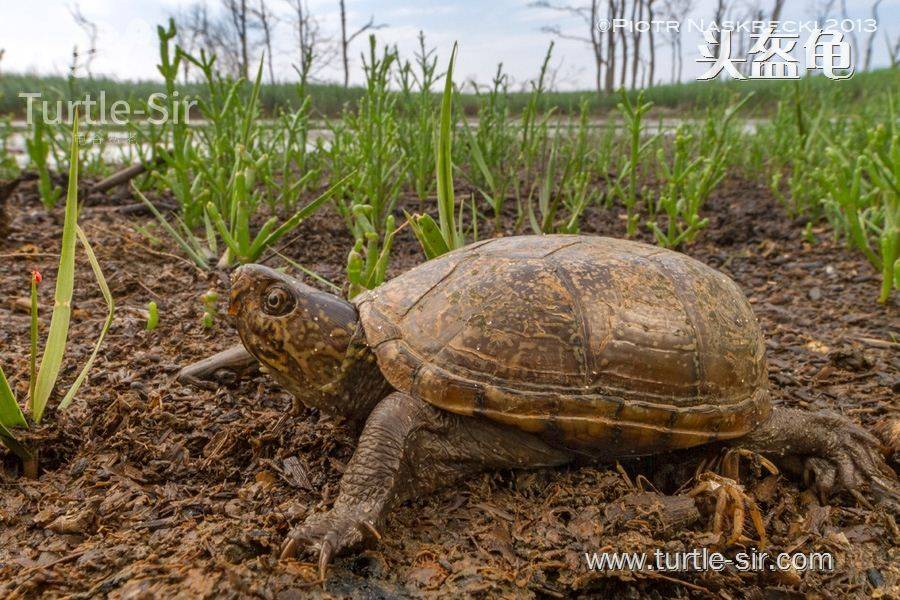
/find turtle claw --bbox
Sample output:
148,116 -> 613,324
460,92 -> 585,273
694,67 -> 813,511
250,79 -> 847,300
279,536 -> 299,561
357,519 -> 382,542
319,536 -> 335,580
742,409 -> 900,516
796,414 -> 900,514
279,506 -> 377,575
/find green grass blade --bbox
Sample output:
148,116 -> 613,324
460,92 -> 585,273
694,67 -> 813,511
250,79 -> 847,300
527,194 -> 541,235
57,225 -> 115,412
466,129 -> 494,191
247,217 -> 280,258
252,171 -> 355,258
370,215 -> 397,287
203,211 -> 218,258
273,250 -> 341,293
234,173 -> 251,254
0,364 -> 27,428
436,42 -> 459,250
29,276 -> 39,404
205,201 -> 241,257
30,114 -> 80,424
134,185 -> 209,269
296,171 -> 356,220
241,57 -> 266,146
0,420 -> 33,463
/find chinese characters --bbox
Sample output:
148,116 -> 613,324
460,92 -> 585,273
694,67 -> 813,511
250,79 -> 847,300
698,25 -> 854,80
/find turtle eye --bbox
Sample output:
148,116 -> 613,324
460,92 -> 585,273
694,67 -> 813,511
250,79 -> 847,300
263,285 -> 294,316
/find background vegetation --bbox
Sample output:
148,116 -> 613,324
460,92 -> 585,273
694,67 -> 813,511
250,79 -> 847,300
0,67 -> 896,118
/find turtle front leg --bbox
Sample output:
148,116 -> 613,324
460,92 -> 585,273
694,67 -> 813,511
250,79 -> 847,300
737,408 -> 899,513
176,344 -> 258,389
280,391 -> 571,575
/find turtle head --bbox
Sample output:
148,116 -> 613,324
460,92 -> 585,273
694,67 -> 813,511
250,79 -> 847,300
229,264 -> 358,413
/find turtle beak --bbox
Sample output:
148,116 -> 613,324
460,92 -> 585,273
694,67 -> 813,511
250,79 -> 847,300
228,266 -> 250,317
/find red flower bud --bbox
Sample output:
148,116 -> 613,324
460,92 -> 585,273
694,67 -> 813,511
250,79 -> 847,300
31,270 -> 42,284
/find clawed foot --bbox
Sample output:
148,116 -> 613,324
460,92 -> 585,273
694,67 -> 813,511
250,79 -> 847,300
280,506 -> 382,578
176,345 -> 258,390
744,409 -> 900,515
798,413 -> 899,513
684,411 -> 900,548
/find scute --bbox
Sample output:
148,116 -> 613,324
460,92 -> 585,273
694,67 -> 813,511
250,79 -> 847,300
354,235 -> 770,455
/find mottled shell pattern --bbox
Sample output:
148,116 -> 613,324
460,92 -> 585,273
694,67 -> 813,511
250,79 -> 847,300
353,235 -> 770,456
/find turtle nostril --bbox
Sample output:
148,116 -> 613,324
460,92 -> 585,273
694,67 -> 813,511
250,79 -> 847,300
228,286 -> 243,316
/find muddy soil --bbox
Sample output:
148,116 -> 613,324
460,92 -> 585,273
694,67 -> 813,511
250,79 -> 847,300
0,174 -> 897,599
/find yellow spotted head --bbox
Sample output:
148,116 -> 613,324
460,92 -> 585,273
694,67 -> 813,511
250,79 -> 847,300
229,265 -> 357,402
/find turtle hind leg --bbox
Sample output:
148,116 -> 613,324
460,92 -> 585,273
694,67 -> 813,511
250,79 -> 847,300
735,407 -> 899,513
280,391 -> 572,576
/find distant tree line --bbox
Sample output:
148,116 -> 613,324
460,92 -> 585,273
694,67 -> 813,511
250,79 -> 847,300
168,0 -> 386,87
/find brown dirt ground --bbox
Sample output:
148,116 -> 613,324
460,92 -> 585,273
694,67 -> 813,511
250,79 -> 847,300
0,173 -> 898,599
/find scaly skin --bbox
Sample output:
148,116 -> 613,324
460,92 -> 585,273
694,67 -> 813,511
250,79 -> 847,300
185,260 -> 900,577
280,392 -> 571,576
176,344 -> 257,389
737,408 -> 900,513
229,265 -> 390,428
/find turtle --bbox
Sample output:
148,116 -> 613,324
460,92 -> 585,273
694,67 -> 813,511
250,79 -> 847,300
202,234 -> 897,574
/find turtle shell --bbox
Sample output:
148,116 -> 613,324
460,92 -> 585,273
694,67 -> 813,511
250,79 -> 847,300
353,235 -> 770,456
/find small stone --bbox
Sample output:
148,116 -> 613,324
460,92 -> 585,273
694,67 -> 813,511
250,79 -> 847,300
808,287 -> 822,301
867,568 -> 886,589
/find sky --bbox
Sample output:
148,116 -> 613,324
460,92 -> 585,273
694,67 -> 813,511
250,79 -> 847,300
0,0 -> 897,91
